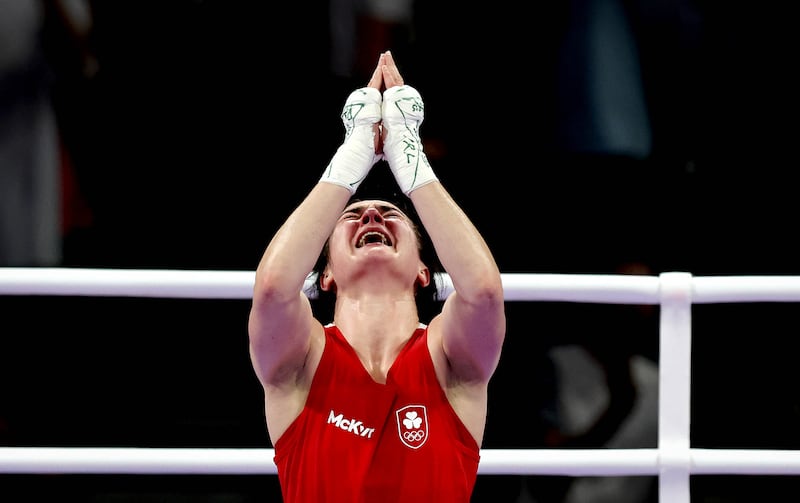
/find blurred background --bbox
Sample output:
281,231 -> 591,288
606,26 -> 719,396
1,0 -> 799,501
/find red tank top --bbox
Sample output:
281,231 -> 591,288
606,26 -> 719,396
273,324 -> 480,502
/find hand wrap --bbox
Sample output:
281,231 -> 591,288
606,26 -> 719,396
381,85 -> 438,195
320,87 -> 382,193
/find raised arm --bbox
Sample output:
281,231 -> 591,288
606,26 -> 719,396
248,58 -> 386,388
410,184 -> 506,381
379,52 -> 506,384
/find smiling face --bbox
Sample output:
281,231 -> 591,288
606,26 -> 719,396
320,199 -> 429,294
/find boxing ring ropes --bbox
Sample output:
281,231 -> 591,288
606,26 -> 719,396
2,268 -> 800,502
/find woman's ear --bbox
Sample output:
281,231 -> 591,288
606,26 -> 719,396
416,265 -> 431,289
320,268 -> 335,292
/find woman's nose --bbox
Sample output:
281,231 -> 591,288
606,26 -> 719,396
361,207 -> 383,224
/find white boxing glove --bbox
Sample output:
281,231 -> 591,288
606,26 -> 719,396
320,87 -> 382,193
381,85 -> 438,195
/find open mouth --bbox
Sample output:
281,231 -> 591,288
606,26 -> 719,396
356,231 -> 392,248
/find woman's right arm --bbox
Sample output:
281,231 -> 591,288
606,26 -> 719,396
248,55 -> 387,388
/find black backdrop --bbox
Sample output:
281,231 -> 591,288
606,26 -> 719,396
3,1 -> 799,501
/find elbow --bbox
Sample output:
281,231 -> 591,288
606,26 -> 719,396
252,267 -> 301,306
464,269 -> 505,308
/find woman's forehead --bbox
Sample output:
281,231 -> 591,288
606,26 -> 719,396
343,199 -> 405,215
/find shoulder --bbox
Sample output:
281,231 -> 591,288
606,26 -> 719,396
427,309 -> 504,385
424,317 -> 450,385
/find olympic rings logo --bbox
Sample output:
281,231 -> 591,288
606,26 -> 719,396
403,430 -> 426,442
396,405 -> 428,449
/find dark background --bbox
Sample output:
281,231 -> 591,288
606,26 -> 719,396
2,0 -> 800,501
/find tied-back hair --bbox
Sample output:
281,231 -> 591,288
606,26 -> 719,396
308,167 -> 444,324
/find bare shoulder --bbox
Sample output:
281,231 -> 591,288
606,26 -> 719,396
427,301 -> 505,386
425,316 -> 451,386
425,315 -> 493,446
263,321 -> 327,444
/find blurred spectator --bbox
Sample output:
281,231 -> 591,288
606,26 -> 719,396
554,0 -> 652,159
0,0 -> 95,267
0,0 -> 61,266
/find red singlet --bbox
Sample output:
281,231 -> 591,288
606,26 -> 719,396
273,324 -> 480,502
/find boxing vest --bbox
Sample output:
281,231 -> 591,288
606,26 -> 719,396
273,324 -> 480,502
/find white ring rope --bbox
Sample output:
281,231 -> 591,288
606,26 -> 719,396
1,447 -> 799,476
4,267 -> 800,303
3,268 -> 800,502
